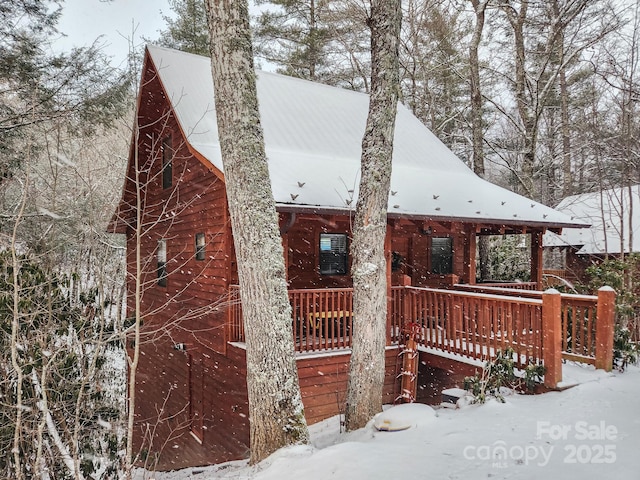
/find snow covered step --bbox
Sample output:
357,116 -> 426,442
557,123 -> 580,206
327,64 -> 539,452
441,387 -> 470,408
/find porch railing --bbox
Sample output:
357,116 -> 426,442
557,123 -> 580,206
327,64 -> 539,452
454,284 -> 615,366
227,285 -> 353,353
227,285 -> 244,343
289,288 -> 353,352
393,286 -> 544,368
543,269 -> 569,280
228,283 -> 615,384
477,281 -> 538,290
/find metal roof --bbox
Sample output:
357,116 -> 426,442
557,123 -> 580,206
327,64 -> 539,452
544,185 -> 640,254
147,45 -> 585,229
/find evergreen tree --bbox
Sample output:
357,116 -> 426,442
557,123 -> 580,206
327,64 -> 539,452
0,0 -> 129,184
156,0 -> 210,55
0,3 -> 131,477
253,0 -> 333,81
400,0 -> 470,152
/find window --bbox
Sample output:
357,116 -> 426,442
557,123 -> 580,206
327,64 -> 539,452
195,233 -> 205,261
391,251 -> 404,272
162,136 -> 173,189
319,233 -> 348,275
431,237 -> 453,274
157,239 -> 167,286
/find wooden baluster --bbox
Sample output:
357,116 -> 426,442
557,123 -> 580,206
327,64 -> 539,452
561,302 -> 568,352
586,305 -> 594,357
482,298 -> 489,361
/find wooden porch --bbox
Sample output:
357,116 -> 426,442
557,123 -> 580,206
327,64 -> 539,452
227,283 -> 616,390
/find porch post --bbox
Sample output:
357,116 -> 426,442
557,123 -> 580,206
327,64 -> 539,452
282,233 -> 289,282
531,230 -> 543,289
463,226 -> 477,284
386,228 -> 392,345
595,286 -> 616,371
542,289 -> 562,389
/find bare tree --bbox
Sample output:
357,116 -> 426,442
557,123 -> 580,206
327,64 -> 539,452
468,0 -> 489,280
345,0 -> 402,431
205,0 -> 309,464
495,0 -> 619,199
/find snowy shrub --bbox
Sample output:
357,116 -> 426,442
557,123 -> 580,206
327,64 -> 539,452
480,235 -> 531,282
464,348 -> 545,403
585,256 -> 640,370
0,252 -> 124,478
613,326 -> 639,371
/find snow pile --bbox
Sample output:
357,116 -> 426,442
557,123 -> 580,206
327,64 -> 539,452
135,363 -> 640,480
373,403 -> 436,431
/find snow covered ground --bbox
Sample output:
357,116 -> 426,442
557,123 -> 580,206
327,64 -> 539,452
135,362 -> 640,480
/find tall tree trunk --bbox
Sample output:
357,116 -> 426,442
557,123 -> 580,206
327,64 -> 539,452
205,0 -> 309,463
500,0 -> 536,197
552,0 -> 572,199
469,0 -> 488,282
513,3 -> 536,197
124,124 -> 142,479
10,171 -> 28,480
559,63 -> 572,197
345,0 -> 401,431
469,0 -> 487,180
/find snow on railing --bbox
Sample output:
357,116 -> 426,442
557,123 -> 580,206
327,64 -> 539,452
453,284 -> 616,370
227,283 -> 616,386
394,286 -> 544,369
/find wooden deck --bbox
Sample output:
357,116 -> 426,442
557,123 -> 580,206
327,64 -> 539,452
227,283 -> 616,388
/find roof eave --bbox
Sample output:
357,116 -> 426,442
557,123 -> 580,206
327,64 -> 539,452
275,203 -> 589,230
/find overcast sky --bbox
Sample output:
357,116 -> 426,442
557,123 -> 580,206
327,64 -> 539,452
55,0 -> 174,66
55,0 -> 264,67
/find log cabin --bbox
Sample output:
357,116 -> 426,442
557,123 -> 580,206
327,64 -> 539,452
109,45 -> 603,471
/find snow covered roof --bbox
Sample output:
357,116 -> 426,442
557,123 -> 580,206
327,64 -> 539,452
146,45 -> 584,229
544,185 -> 640,255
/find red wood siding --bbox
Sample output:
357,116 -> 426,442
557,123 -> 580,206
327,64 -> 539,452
122,60 -> 232,353
121,58 -> 247,470
282,215 -> 473,290
298,347 -> 401,425
131,341 -> 249,471
284,215 -> 353,289
388,221 -> 467,287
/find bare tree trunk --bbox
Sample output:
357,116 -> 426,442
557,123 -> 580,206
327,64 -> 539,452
205,0 -> 309,463
10,171 -> 28,480
559,64 -> 572,197
469,0 -> 488,282
345,0 -> 401,432
124,122 -> 143,480
500,0 -> 536,196
469,0 -> 487,179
